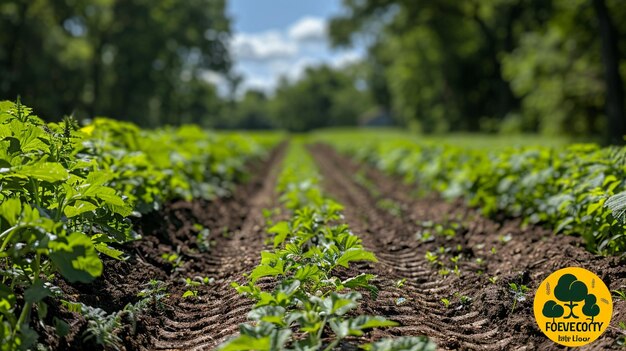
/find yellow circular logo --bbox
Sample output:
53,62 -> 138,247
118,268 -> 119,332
533,267 -> 612,347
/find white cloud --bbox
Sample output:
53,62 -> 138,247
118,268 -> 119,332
227,16 -> 365,93
288,16 -> 327,42
232,31 -> 297,62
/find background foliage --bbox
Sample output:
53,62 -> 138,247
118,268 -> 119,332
1,0 -> 625,143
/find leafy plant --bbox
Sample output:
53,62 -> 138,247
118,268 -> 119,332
330,138 -> 626,255
0,100 -> 277,348
220,141 -> 433,350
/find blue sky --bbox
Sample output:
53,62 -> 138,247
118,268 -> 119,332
223,0 -> 364,93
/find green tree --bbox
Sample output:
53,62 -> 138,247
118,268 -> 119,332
228,90 -> 274,129
542,300 -> 565,323
331,0 -> 626,142
582,294 -> 600,322
270,64 -> 372,132
554,274 -> 588,319
0,0 -> 232,126
329,0 -> 552,132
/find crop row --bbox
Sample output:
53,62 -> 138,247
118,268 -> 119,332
0,100 -> 278,350
327,138 -> 626,255
219,140 -> 435,351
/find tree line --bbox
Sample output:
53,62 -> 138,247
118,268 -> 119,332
1,0 -> 625,143
329,0 -> 626,143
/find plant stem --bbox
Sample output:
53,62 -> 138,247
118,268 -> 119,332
323,339 -> 340,351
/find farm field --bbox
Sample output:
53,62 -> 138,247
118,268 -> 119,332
1,102 -> 626,351
4,0 -> 626,349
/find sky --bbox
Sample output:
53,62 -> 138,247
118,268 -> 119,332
224,0 -> 364,93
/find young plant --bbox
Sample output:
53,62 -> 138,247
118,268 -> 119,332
441,298 -> 451,308
612,289 -> 626,301
220,142 -> 433,350
509,283 -> 529,313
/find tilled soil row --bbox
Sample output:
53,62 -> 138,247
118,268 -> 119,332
149,144 -> 285,351
38,145 -> 285,351
308,144 -> 626,351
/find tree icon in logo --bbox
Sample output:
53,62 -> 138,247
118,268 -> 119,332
542,300 -> 565,322
582,294 -> 600,322
554,273 -> 588,319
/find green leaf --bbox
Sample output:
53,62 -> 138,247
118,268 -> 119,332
313,292 -> 361,316
49,232 -> 103,283
0,197 -> 21,226
64,200 -> 97,218
95,187 -> 127,207
182,290 -> 196,298
0,283 -> 16,313
94,243 -> 125,260
11,121 -> 49,153
247,306 -> 286,325
335,248 -> 378,268
606,191 -> 626,223
342,274 -> 379,299
269,221 -> 290,248
218,334 -> 271,351
330,315 -> 398,339
53,317 -> 71,337
587,200 -> 605,216
24,280 -> 51,303
248,261 -> 285,283
16,162 -> 68,182
294,264 -> 321,282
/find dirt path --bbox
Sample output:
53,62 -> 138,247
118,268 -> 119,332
308,144 -> 626,351
148,145 -> 285,351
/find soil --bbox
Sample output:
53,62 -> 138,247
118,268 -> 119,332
35,141 -> 626,351
308,143 -> 626,351
35,144 -> 285,351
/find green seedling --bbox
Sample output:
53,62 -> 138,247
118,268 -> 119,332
416,230 -> 433,242
441,298 -> 451,308
184,277 -> 201,287
613,289 -> 626,301
453,292 -> 472,305
489,276 -> 498,284
195,226 -> 212,252
459,295 -> 472,306
509,283 -> 529,313
220,142 -> 413,350
425,251 -> 438,264
453,265 -> 461,277
161,252 -> 183,268
182,290 -> 199,299
396,278 -> 407,288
